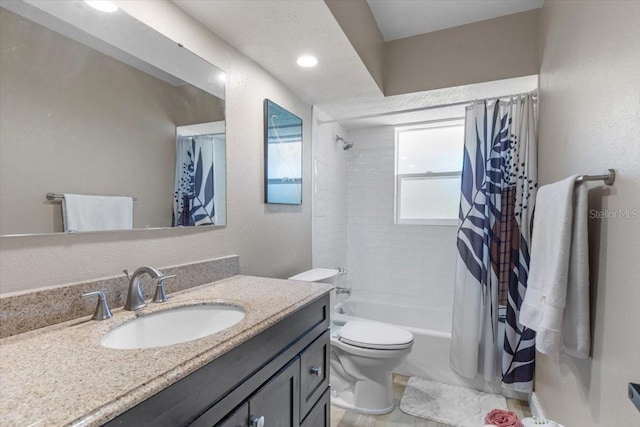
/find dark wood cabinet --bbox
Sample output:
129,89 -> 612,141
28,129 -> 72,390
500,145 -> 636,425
300,330 -> 330,419
105,294 -> 330,427
248,358 -> 300,427
301,389 -> 330,427
217,358 -> 301,427
217,403 -> 248,427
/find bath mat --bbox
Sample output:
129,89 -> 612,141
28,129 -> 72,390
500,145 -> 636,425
400,377 -> 509,427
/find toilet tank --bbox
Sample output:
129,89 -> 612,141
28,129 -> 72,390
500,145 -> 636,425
289,269 -> 340,324
288,268 -> 339,285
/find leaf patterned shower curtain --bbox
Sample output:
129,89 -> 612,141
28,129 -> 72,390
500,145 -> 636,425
450,94 -> 538,393
173,135 -> 216,227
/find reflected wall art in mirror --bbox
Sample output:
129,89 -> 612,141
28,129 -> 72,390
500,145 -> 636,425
263,99 -> 302,205
0,0 -> 226,235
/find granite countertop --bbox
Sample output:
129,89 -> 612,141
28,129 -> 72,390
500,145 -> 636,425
0,275 -> 331,427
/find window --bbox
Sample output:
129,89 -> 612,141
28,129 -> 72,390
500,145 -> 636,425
395,121 -> 464,225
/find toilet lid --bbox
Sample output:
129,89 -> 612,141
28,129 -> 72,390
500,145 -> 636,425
338,320 -> 414,350
288,268 -> 338,282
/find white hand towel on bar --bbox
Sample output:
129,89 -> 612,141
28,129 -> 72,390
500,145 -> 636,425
520,175 -> 590,358
62,193 -> 133,232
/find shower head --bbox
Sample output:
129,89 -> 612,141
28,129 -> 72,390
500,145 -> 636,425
336,135 -> 353,150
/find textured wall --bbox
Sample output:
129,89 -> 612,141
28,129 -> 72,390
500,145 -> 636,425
535,1 -> 640,425
0,0 -> 312,294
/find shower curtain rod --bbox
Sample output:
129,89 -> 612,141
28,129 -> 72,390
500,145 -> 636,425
318,90 -> 537,125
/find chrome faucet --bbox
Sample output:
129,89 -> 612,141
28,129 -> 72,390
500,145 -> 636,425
336,286 -> 351,296
82,290 -> 113,320
335,267 -> 350,295
123,266 -> 166,311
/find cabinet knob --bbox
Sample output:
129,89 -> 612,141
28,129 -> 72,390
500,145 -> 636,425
250,415 -> 265,427
310,366 -> 322,377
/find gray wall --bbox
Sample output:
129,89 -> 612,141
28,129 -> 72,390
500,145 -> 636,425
535,1 -> 640,425
325,2 -> 539,97
384,9 -> 539,96
0,0 -> 312,294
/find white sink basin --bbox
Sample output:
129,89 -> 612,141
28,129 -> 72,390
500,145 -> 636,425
101,304 -> 246,349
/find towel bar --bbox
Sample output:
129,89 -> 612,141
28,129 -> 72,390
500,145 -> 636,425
576,169 -> 615,185
46,193 -> 137,201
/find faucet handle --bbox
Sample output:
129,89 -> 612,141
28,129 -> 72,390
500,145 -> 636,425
152,275 -> 176,303
123,269 -> 131,280
82,291 -> 113,320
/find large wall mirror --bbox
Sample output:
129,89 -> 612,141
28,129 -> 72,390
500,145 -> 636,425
0,0 -> 226,236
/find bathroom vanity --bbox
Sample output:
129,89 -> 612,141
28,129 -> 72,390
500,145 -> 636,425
107,293 -> 331,426
0,275 -> 331,427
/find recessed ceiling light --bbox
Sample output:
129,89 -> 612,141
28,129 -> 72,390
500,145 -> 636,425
297,55 -> 318,68
85,1 -> 118,13
218,73 -> 227,82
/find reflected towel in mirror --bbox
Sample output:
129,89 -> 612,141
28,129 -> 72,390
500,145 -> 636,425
62,193 -> 133,232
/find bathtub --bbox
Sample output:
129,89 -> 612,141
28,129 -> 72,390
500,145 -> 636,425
333,298 -> 509,395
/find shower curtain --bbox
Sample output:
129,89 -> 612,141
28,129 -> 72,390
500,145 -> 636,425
173,135 -> 216,227
450,94 -> 537,393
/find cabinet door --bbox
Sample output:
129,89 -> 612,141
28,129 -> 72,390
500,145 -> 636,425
217,402 -> 248,427
300,388 -> 330,427
299,330 -> 330,419
249,357 -> 300,427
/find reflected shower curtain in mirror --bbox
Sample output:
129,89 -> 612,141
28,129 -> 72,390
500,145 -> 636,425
450,93 -> 537,393
173,135 -> 216,227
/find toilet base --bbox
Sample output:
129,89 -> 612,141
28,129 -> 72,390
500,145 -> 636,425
330,388 -> 395,415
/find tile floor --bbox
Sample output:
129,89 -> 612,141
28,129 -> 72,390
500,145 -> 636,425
330,375 -> 531,427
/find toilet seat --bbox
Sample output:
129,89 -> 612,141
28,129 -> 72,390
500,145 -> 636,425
337,320 -> 414,350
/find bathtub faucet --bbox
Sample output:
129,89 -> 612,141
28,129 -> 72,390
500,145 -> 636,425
336,286 -> 351,296
335,267 -> 350,295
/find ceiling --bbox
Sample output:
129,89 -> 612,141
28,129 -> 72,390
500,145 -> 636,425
173,0 -> 382,105
367,0 -> 543,41
173,0 -> 541,126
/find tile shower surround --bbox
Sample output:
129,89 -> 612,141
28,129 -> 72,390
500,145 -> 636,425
0,255 -> 240,338
312,123 -> 458,313
312,114 -> 349,270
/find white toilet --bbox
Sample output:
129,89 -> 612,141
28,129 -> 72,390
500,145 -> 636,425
288,268 -> 414,415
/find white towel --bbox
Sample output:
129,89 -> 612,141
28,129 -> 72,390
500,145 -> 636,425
62,193 -> 133,232
520,176 -> 590,358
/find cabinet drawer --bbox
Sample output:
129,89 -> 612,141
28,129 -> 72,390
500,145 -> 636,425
300,388 -> 330,427
216,402 -> 248,427
249,357 -> 300,427
299,329 -> 330,419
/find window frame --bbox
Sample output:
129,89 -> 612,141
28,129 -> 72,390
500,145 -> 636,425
394,121 -> 464,226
